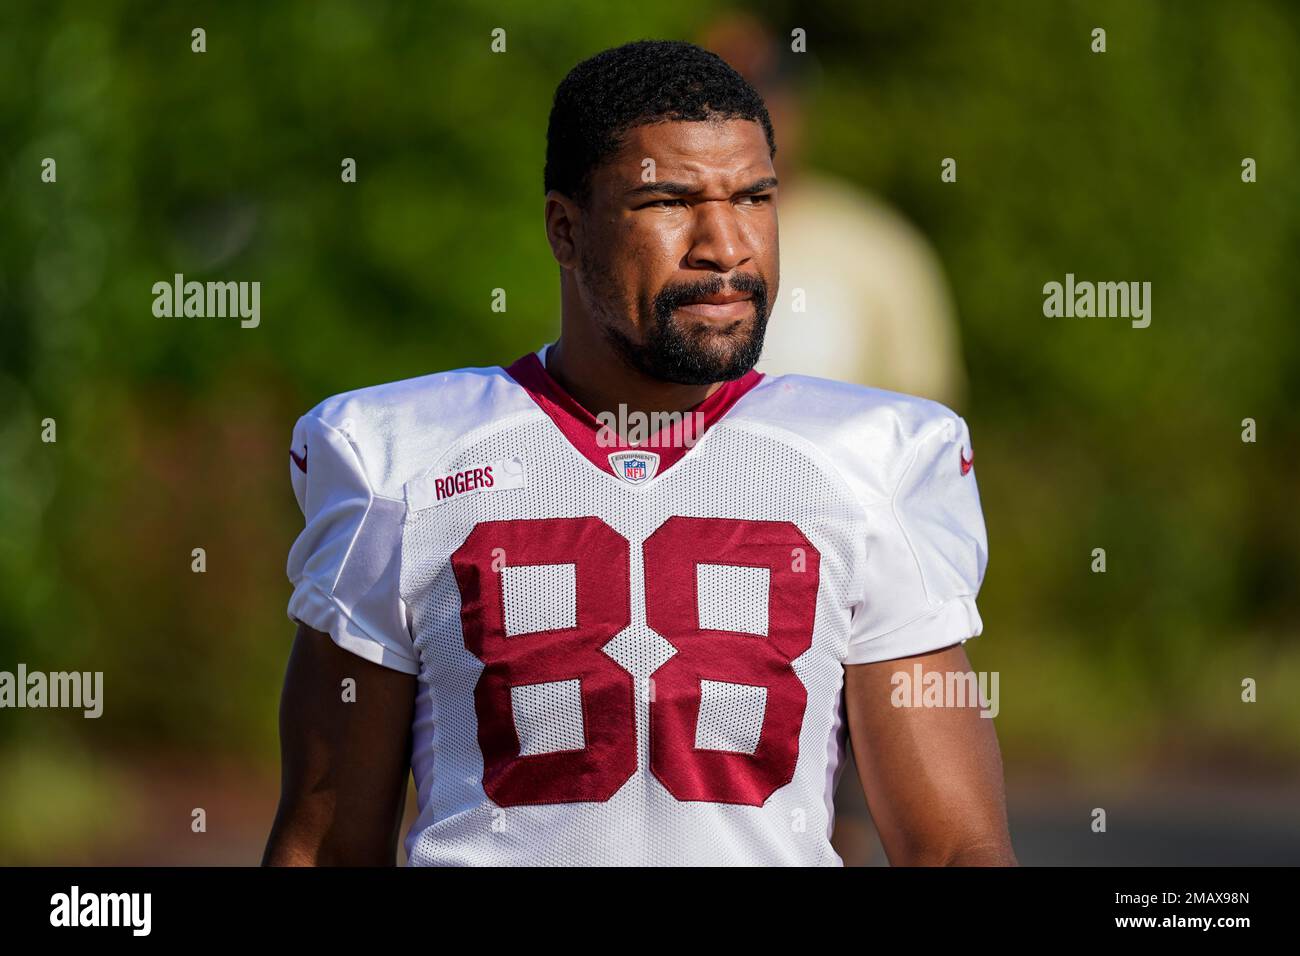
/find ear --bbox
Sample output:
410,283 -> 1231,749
544,189 -> 582,269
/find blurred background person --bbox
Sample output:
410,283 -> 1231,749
702,12 -> 968,406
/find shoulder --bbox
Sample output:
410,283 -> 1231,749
729,372 -> 972,502
733,372 -> 966,449
292,364 -> 536,497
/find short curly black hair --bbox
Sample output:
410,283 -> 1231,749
544,39 -> 776,203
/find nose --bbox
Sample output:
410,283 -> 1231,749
684,201 -> 752,274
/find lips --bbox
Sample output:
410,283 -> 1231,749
674,289 -> 754,321
684,291 -> 752,306
675,297 -> 753,320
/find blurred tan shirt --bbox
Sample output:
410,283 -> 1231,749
758,172 -> 966,407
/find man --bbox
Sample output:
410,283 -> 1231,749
263,40 -> 1015,866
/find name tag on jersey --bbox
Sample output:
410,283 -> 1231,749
406,458 -> 525,511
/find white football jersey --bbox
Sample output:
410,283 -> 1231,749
286,344 -> 988,866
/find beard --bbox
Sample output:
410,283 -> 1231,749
597,270 -> 772,386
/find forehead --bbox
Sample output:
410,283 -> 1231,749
603,118 -> 773,184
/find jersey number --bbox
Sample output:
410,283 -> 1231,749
451,516 -> 820,807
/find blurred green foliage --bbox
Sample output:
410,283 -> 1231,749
1,0 -> 1297,843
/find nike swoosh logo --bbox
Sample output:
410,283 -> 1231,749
290,445 -> 308,474
960,448 -> 974,476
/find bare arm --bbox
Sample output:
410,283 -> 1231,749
844,642 -> 1016,866
263,623 -> 416,866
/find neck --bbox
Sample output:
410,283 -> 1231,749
546,327 -> 723,419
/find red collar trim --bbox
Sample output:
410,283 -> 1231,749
503,349 -> 764,478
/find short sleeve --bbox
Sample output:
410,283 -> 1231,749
845,414 -> 988,664
285,413 -> 419,674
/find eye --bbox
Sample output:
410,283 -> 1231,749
642,198 -> 687,209
738,193 -> 773,205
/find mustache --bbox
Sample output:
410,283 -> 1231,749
654,273 -> 768,315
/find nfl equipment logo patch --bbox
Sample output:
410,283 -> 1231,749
607,450 -> 660,485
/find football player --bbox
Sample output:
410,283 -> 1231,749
263,40 -> 1015,866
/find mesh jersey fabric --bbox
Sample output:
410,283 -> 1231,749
285,346 -> 989,865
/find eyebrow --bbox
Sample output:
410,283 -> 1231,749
626,176 -> 779,199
